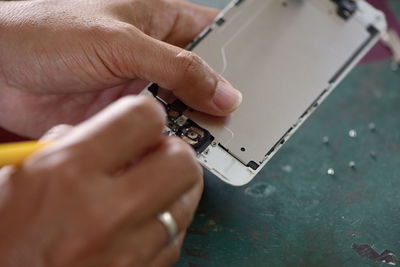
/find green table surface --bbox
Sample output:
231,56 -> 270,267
177,1 -> 400,266
0,0 -> 398,266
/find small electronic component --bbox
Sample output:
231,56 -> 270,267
332,0 -> 358,20
153,88 -> 214,153
169,117 -> 213,153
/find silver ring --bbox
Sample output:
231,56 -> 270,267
158,211 -> 178,243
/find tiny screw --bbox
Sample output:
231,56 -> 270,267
348,161 -> 356,169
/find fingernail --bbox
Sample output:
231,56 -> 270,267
213,81 -> 242,112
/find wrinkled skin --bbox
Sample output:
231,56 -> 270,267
0,96 -> 204,267
0,0 -> 243,266
0,0 -> 242,138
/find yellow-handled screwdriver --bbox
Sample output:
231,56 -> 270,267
0,141 -> 49,167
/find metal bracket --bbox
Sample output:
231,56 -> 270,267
331,0 -> 358,20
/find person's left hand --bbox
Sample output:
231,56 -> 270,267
0,0 -> 241,138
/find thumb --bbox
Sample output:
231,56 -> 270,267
164,1 -> 220,47
127,33 -> 242,116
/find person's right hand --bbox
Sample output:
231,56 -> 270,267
0,96 -> 203,267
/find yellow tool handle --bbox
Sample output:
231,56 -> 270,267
0,141 -> 48,166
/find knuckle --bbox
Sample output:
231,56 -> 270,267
158,0 -> 179,13
135,96 -> 164,121
177,51 -> 204,78
166,137 -> 196,164
123,96 -> 166,130
40,124 -> 73,142
27,146 -> 86,179
85,23 -> 117,39
111,22 -> 141,41
87,21 -> 133,39
45,124 -> 72,135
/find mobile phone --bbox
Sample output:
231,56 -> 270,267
143,0 -> 387,186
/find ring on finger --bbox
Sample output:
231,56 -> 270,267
157,211 -> 178,244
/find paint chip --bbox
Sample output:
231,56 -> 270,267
349,129 -> 357,138
368,122 -> 376,131
281,165 -> 292,173
322,136 -> 330,144
348,161 -> 356,169
245,183 -> 276,198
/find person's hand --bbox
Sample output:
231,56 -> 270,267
0,96 -> 203,267
0,0 -> 242,138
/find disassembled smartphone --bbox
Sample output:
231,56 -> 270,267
142,0 -> 387,186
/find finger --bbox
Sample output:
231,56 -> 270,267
120,31 -> 242,116
28,96 -> 166,173
153,177 -> 203,245
39,124 -> 73,142
107,177 -> 202,266
111,137 -> 203,224
148,233 -> 186,267
164,0 -> 219,47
